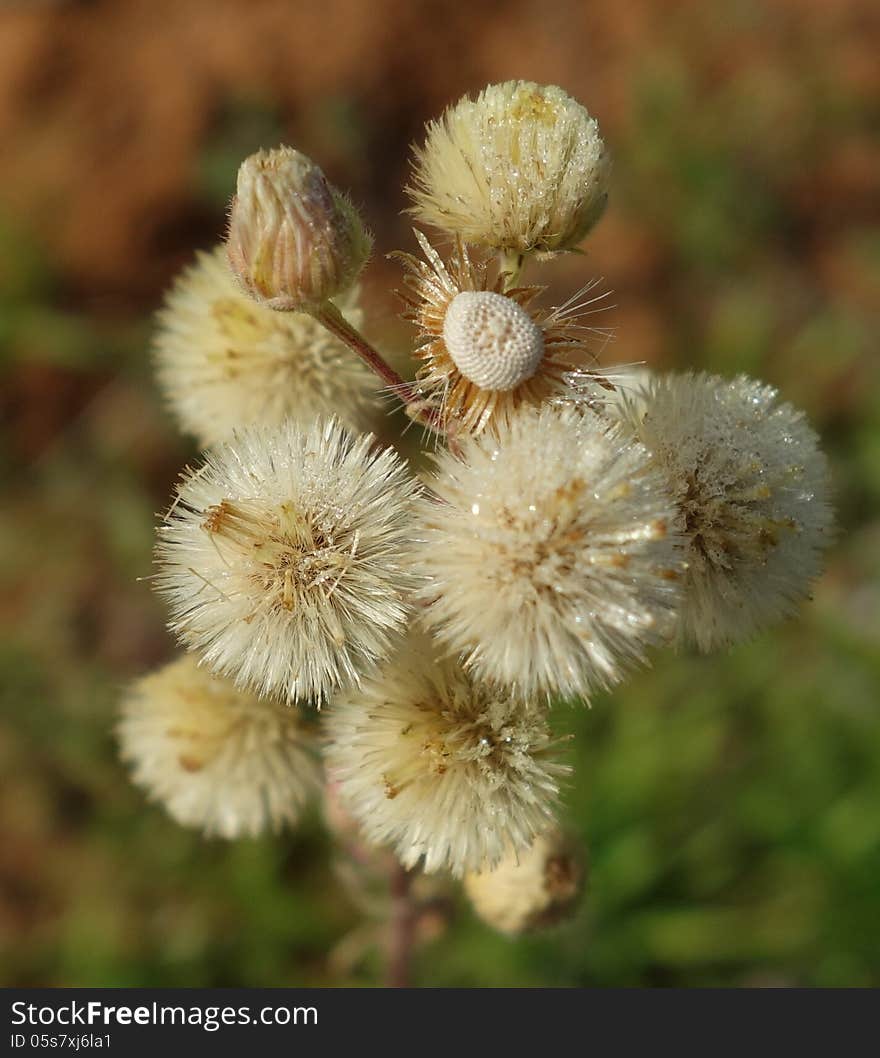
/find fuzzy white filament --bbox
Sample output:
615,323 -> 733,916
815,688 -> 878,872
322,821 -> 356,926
155,418 -> 420,704
417,404 -> 682,699
324,636 -> 568,877
443,291 -> 545,391
611,372 -> 833,650
154,246 -> 378,446
118,656 -> 320,838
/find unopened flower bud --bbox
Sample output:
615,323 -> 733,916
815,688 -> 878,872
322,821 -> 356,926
408,81 -> 610,255
226,146 -> 372,311
464,828 -> 586,936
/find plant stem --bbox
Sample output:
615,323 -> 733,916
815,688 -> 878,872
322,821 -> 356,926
313,302 -> 447,437
386,861 -> 417,988
499,250 -> 526,291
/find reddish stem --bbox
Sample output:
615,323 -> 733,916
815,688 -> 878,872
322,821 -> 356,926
314,302 -> 447,438
385,861 -> 417,988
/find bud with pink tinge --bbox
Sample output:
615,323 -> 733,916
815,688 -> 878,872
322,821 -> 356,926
226,146 -> 372,311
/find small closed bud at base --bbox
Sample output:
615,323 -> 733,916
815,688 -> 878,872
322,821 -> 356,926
464,828 -> 586,936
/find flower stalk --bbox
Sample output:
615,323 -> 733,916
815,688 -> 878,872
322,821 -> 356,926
386,862 -> 417,988
312,301 -> 447,437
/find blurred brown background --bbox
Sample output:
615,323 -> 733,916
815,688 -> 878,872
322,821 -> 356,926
1,0 -> 879,987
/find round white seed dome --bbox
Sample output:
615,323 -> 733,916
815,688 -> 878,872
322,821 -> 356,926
442,291 -> 545,391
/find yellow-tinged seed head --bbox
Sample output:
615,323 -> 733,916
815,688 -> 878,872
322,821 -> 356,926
226,146 -> 372,311
117,655 -> 321,839
442,291 -> 545,391
153,247 -> 378,446
407,81 -> 610,254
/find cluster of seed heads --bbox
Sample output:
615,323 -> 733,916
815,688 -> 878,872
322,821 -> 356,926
120,80 -> 832,926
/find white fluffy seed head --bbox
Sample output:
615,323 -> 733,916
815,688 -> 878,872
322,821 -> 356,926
324,635 -> 568,877
611,372 -> 834,650
155,418 -> 420,705
417,404 -> 683,699
154,246 -> 378,447
463,827 -> 585,936
226,146 -> 372,310
407,81 -> 610,254
117,655 -> 321,838
442,291 -> 545,391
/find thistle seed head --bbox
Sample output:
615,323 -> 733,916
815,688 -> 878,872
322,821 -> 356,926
117,656 -> 321,839
611,372 -> 834,650
153,246 -> 378,446
155,418 -> 420,705
324,634 -> 568,877
407,80 -> 609,254
416,403 -> 683,700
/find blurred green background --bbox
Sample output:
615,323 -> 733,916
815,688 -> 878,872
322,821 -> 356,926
1,0 -> 878,987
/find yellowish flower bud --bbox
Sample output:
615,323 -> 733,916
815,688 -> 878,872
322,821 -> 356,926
226,146 -> 372,311
408,81 -> 610,254
464,828 -> 586,936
